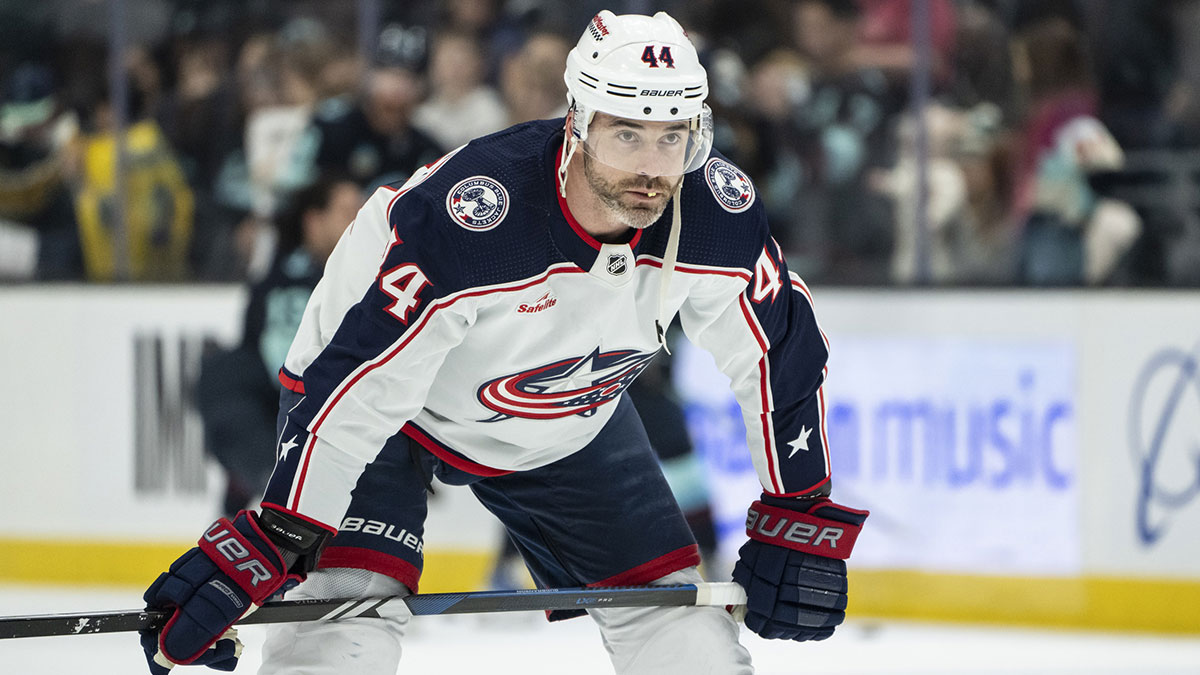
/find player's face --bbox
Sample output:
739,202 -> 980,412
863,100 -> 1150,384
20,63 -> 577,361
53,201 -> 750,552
581,113 -> 687,229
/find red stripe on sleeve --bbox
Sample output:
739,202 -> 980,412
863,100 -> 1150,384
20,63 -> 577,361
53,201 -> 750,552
738,294 -> 781,493
288,434 -> 319,511
818,386 -> 831,475
279,369 -> 305,393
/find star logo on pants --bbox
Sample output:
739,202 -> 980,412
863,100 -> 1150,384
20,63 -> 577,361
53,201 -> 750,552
787,426 -> 813,459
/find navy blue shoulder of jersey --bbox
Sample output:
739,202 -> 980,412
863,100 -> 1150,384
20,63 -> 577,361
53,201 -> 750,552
383,119 -> 567,293
635,149 -> 770,273
381,119 -> 768,290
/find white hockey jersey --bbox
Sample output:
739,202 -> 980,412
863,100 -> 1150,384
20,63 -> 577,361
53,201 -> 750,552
263,119 -> 833,530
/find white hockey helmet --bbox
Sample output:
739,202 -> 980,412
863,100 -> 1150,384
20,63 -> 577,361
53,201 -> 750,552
561,11 -> 713,181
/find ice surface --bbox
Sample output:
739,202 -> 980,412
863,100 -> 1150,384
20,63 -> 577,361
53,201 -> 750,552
3,584 -> 1199,674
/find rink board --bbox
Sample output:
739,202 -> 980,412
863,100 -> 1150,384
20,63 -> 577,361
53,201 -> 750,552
0,286 -> 1197,633
1,538 -> 1197,634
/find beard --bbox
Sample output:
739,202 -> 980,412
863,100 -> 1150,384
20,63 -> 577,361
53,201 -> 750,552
582,152 -> 682,230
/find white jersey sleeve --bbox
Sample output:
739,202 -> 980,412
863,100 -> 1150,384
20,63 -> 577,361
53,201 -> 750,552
264,183 -> 472,527
677,221 -> 832,498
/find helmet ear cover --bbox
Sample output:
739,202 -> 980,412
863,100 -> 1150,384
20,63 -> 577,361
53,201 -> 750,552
566,101 -> 593,143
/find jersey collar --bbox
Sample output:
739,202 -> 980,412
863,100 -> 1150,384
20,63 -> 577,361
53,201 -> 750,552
549,141 -> 643,271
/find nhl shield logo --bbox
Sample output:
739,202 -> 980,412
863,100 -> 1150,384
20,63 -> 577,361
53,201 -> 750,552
606,253 -> 628,276
704,157 -> 755,213
446,175 -> 509,231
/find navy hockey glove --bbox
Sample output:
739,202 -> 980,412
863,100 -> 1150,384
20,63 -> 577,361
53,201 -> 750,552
140,508 -> 330,673
732,496 -> 868,641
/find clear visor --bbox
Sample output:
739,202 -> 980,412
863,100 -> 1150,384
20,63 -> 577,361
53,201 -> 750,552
580,104 -> 713,179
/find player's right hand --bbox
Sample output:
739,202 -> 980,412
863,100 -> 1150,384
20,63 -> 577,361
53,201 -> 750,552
140,510 -> 293,673
732,496 -> 868,641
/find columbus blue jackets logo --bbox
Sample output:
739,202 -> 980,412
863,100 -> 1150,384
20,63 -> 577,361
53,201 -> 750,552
446,176 -> 509,231
705,157 -> 755,213
478,348 -> 656,421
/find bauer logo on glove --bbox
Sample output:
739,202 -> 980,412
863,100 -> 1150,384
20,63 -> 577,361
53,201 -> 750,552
201,521 -> 280,588
744,501 -> 865,559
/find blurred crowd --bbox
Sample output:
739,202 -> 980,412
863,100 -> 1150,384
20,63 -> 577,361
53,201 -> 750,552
3,0 -> 1200,287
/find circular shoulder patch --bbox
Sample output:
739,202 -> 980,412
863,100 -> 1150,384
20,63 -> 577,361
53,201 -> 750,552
704,157 -> 756,213
446,175 -> 509,231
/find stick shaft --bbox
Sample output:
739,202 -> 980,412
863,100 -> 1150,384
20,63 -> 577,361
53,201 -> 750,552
0,582 -> 747,640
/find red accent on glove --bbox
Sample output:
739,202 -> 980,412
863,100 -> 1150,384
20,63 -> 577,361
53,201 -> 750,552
196,516 -> 287,605
744,500 -> 864,560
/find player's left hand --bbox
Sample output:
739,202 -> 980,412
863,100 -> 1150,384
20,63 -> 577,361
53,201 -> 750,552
732,496 -> 868,641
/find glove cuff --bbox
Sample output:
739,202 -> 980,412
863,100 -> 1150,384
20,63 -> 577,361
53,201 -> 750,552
257,506 -> 333,575
744,500 -> 866,560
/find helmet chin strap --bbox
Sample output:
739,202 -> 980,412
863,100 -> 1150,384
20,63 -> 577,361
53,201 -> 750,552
655,183 -> 681,354
559,104 -> 590,199
558,137 -> 578,199
655,110 -> 701,354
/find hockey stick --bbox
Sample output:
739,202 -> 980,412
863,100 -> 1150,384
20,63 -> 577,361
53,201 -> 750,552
0,582 -> 747,640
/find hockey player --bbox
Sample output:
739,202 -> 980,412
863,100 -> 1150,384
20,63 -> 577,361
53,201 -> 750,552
140,11 -> 868,675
